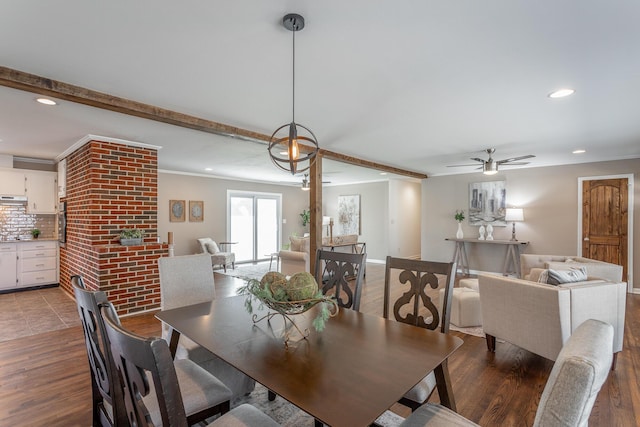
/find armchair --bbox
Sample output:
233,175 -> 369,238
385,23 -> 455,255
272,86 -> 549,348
197,238 -> 235,272
279,235 -> 310,275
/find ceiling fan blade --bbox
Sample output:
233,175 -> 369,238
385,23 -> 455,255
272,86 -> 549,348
470,158 -> 486,163
447,164 -> 480,168
497,154 -> 535,164
500,161 -> 531,166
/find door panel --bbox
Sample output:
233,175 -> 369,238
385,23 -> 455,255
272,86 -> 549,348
582,178 -> 628,281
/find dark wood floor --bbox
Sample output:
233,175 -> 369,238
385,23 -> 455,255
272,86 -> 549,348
0,263 -> 637,426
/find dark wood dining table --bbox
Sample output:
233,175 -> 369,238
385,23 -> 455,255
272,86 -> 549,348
156,295 -> 463,427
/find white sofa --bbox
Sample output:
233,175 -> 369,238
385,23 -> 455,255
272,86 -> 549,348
478,255 -> 626,368
520,254 -> 623,282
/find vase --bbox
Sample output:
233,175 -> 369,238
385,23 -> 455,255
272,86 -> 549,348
478,224 -> 486,240
486,224 -> 494,240
456,222 -> 464,239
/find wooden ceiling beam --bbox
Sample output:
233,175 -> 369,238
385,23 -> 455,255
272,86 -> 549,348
0,66 -> 428,180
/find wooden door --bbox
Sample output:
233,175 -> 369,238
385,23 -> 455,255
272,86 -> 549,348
581,178 -> 628,281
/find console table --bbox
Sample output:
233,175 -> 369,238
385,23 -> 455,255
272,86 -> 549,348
445,238 -> 529,277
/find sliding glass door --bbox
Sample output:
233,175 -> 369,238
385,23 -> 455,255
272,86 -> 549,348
228,191 -> 281,263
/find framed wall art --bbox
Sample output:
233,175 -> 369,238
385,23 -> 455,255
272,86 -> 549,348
338,194 -> 361,235
169,200 -> 185,222
468,181 -> 506,226
189,200 -> 204,222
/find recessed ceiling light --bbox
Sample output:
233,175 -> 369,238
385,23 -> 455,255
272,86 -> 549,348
205,167 -> 213,171
36,97 -> 58,106
548,89 -> 575,99
572,149 -> 586,154
380,172 -> 388,175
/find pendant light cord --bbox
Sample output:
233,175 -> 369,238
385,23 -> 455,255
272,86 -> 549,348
292,23 -> 296,123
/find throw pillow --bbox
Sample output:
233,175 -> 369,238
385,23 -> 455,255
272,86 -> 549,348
290,236 -> 302,252
205,241 -> 219,254
529,268 -> 549,283
547,267 -> 588,285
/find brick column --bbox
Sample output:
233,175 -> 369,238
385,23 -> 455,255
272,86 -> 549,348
59,138 -> 168,314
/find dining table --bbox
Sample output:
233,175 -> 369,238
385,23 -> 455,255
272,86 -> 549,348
156,295 -> 463,427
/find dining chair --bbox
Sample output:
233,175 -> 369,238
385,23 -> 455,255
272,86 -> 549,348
158,254 -> 256,398
383,256 -> 456,412
399,319 -> 614,427
314,249 -> 366,311
73,277 -> 127,427
100,304 -> 237,426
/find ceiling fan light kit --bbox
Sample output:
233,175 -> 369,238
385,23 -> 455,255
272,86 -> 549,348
268,13 -> 319,175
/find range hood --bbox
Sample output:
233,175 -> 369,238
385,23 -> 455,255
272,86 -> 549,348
0,195 -> 28,203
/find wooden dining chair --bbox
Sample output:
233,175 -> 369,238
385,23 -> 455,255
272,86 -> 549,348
383,256 -> 457,412
314,249 -> 367,311
73,277 -> 127,427
100,304 -> 237,426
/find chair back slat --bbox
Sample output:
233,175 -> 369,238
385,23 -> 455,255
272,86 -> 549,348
383,257 -> 456,333
314,250 -> 366,311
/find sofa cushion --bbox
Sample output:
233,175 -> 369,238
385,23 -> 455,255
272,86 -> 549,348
290,236 -> 310,253
547,267 -> 588,285
205,241 -> 219,254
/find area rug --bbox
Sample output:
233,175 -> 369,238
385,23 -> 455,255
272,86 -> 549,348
217,262 -> 272,281
232,383 -> 404,427
449,324 -> 485,338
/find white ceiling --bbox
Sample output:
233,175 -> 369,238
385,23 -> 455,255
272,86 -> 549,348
1,1 -> 639,186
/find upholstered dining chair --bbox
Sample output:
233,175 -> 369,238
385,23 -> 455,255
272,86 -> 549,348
158,254 -> 256,398
399,319 -> 614,427
100,305 -> 237,426
314,249 -> 366,311
197,237 -> 235,272
73,277 -> 127,427
383,257 -> 456,412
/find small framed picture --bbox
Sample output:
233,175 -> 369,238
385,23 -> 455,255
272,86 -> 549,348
169,200 -> 185,222
189,200 -> 204,222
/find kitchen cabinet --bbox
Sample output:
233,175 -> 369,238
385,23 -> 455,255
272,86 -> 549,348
25,171 -> 57,214
17,241 -> 59,288
0,169 -> 25,196
0,243 -> 18,290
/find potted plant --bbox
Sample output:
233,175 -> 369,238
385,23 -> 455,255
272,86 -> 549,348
119,228 -> 144,246
31,228 -> 41,239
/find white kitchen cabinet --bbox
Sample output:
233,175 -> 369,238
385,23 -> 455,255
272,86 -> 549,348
0,169 -> 25,196
25,171 -> 57,214
18,241 -> 59,288
0,243 -> 18,290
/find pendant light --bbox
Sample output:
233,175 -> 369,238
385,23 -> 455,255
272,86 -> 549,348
267,13 -> 319,175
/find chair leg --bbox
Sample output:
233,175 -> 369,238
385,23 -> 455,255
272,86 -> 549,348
268,390 -> 276,401
314,419 -> 323,427
486,334 -> 496,352
611,352 -> 618,370
223,264 -> 227,273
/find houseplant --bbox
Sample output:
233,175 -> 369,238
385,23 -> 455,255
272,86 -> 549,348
31,228 -> 41,239
119,228 -> 144,246
454,210 -> 465,239
300,209 -> 310,227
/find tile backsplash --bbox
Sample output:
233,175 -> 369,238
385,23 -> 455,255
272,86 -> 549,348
0,204 -> 56,240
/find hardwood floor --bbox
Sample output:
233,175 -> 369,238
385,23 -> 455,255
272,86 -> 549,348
0,263 -> 637,426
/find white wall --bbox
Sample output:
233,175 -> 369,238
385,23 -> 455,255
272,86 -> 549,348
422,159 -> 639,289
158,172 -> 309,256
388,179 -> 422,259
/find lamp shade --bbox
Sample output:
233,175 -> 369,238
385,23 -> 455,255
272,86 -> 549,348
505,208 -> 524,222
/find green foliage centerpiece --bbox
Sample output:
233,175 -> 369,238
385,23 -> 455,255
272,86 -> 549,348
238,271 -> 338,347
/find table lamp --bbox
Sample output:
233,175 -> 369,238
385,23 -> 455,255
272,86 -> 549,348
505,208 -> 524,241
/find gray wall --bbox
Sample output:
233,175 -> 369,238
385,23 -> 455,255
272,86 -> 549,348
158,172 -> 308,256
323,179 -> 421,262
422,159 -> 639,290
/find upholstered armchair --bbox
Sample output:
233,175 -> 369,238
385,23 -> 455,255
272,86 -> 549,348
197,238 -> 235,272
279,235 -> 310,276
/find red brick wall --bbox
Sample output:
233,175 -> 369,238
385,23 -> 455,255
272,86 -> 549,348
59,139 -> 168,314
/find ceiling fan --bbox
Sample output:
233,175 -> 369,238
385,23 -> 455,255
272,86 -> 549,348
447,148 -> 535,175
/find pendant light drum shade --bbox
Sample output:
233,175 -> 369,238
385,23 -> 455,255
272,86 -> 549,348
268,13 -> 319,175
